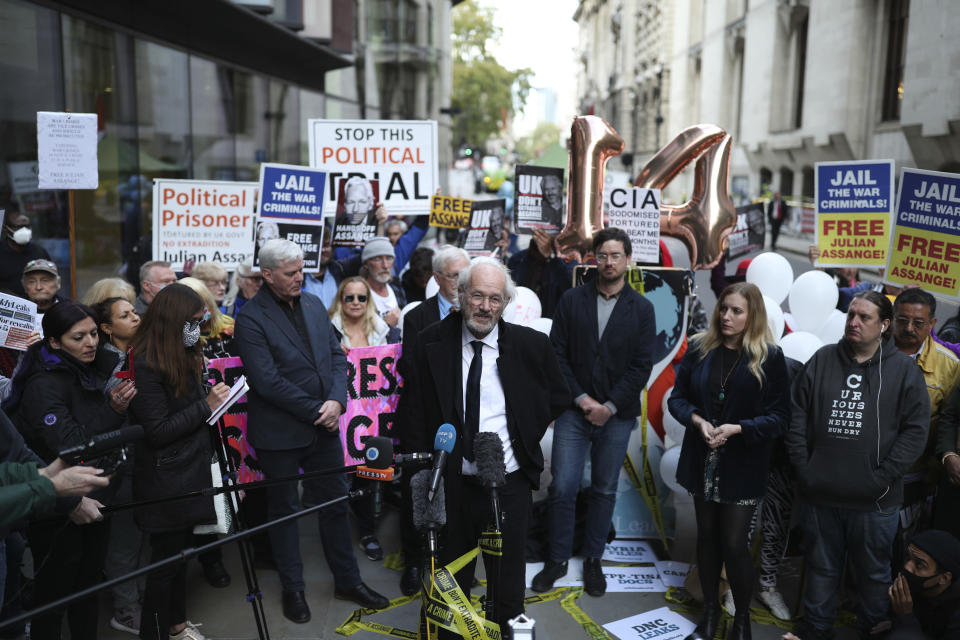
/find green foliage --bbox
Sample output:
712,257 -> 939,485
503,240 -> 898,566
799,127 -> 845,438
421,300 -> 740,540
514,121 -> 564,163
451,0 -> 532,151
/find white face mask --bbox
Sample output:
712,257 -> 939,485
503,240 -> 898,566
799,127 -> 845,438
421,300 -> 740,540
10,226 -> 32,245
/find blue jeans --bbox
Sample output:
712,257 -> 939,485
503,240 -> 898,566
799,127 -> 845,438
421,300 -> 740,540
801,502 -> 898,632
547,409 -> 635,560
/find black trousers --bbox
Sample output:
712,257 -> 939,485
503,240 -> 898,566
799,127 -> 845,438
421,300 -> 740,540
27,518 -> 109,640
770,218 -> 784,249
437,471 -> 530,638
140,529 -> 193,640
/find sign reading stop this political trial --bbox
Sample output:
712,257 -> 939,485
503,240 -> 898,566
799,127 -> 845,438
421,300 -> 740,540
307,119 -> 438,215
339,344 -> 403,467
885,167 -> 960,299
815,160 -> 894,269
152,178 -> 257,271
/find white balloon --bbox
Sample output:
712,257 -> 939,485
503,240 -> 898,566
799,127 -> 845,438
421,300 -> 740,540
425,277 -> 440,299
815,308 -> 847,345
503,286 -> 542,324
399,301 -> 421,338
762,295 -> 785,342
746,253 -> 794,304
783,312 -> 797,333
788,270 -> 839,333
660,387 -> 686,446
659,446 -> 685,494
780,331 -> 824,364
528,317 -> 553,335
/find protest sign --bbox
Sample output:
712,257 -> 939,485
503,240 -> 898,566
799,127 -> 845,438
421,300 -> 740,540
654,561 -> 691,588
602,567 -> 665,593
515,165 -> 565,235
462,199 -> 507,256
307,119 -> 438,214
606,187 -> 661,263
257,163 -> 326,222
815,160 -> 894,268
885,167 -> 960,298
726,203 -> 766,259
602,539 -> 657,563
603,607 -> 695,640
253,220 -> 323,272
207,357 -> 263,484
0,293 -> 37,351
152,178 -> 257,270
332,177 -> 380,249
36,111 -> 98,189
429,195 -> 472,229
339,344 -> 403,466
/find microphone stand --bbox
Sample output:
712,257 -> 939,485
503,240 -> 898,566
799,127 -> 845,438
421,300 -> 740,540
483,486 -> 503,630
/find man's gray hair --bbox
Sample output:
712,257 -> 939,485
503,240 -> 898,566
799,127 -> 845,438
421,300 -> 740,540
344,176 -> 374,201
139,260 -> 172,284
432,245 -> 470,274
385,219 -> 407,234
457,256 -> 516,307
259,239 -> 303,270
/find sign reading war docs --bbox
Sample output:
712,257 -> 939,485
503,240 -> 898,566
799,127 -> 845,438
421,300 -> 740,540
885,167 -> 960,299
307,119 -> 438,215
152,178 -> 258,271
815,160 -> 894,268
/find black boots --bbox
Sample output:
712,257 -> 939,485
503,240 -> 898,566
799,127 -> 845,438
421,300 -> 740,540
683,601 -> 721,640
728,612 -> 752,640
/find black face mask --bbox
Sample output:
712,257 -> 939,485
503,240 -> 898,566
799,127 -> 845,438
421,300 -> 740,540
901,568 -> 941,598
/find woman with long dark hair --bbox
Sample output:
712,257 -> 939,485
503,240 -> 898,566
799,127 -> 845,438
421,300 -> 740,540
3,301 -> 137,640
128,284 -> 230,640
668,282 -> 790,640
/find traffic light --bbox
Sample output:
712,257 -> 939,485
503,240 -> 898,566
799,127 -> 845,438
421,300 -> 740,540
464,148 -> 473,156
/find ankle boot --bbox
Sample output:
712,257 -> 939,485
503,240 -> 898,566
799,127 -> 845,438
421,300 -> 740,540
728,611 -> 752,640
683,601 -> 721,640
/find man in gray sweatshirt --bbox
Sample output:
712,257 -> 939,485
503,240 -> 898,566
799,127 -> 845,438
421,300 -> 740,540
786,290 -> 930,640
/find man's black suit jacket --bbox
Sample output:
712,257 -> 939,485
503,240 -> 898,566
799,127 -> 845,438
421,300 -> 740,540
404,312 -> 570,492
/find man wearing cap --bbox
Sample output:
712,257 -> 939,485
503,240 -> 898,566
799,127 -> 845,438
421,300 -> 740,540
21,260 -> 66,313
1,207 -> 51,298
888,530 -> 960,639
361,237 -> 406,328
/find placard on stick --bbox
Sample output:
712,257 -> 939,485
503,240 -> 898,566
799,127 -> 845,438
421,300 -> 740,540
36,111 -> 98,190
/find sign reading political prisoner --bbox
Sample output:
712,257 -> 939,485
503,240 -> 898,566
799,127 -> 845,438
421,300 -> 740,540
332,177 -> 380,249
36,111 -> 98,189
815,160 -> 894,268
429,194 -> 472,229
207,356 -> 263,484
339,344 -> 403,466
885,167 -> 960,298
603,607 -> 695,640
307,119 -> 438,215
0,293 -> 37,351
462,199 -> 507,256
253,220 -> 323,273
515,164 -> 565,235
152,179 -> 257,271
257,163 -> 326,222
606,187 -> 661,263
726,203 -> 766,259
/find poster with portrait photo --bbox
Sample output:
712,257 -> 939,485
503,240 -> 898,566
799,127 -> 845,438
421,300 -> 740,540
725,202 -> 766,260
331,177 -> 380,249
461,198 -> 506,256
515,164 -> 565,236
253,219 -> 323,273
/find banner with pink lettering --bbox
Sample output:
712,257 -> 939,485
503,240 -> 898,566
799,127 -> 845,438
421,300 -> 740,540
339,344 -> 404,466
207,356 -> 264,484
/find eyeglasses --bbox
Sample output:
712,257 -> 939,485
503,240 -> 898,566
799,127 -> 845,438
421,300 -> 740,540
596,253 -> 625,263
467,292 -> 505,308
439,272 -> 460,282
204,279 -> 228,289
343,294 -> 368,303
895,316 -> 929,330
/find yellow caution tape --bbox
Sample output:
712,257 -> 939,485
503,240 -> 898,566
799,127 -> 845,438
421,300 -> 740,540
334,593 -> 420,638
559,587 -> 615,640
479,530 -> 503,557
384,550 -> 405,572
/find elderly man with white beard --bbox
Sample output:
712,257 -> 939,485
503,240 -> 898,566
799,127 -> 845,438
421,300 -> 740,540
361,236 -> 407,328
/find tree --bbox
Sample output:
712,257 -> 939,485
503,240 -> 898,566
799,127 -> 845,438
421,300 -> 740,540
514,121 -> 563,163
451,1 -> 532,152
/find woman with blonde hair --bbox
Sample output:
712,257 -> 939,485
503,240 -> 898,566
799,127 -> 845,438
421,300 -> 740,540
81,277 -> 136,306
190,263 -> 229,313
668,282 -> 790,640
177,277 -> 235,359
327,277 -> 399,349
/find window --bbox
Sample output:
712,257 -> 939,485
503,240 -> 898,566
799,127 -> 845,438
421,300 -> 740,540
882,0 -> 909,122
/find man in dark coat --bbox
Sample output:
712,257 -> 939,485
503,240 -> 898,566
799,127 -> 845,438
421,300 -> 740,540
235,239 -> 387,623
403,257 -> 570,637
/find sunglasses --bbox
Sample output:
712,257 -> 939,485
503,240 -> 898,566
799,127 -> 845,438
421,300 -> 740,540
343,294 -> 368,303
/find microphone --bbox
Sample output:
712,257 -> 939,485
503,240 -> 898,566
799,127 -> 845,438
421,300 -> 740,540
427,424 -> 456,503
58,425 -> 144,466
362,437 -> 432,466
358,436 -> 394,519
411,469 -> 446,558
474,432 -> 506,531
394,451 -> 432,465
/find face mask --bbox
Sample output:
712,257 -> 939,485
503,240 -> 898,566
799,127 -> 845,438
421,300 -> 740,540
182,320 -> 201,348
10,227 -> 31,245
901,568 -> 940,598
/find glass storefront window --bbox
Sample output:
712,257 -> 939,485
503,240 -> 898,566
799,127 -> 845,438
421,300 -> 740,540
299,89 -> 325,164
190,57 -> 237,181
234,71 -> 269,181
268,80 -> 301,165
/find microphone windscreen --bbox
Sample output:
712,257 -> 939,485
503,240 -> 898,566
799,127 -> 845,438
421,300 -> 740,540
411,469 -> 446,531
89,424 -> 144,453
474,432 -> 506,487
433,423 -> 457,453
363,436 -> 393,469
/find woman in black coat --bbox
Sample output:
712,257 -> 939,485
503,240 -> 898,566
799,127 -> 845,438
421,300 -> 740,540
3,302 -> 137,640
668,282 -> 790,640
128,284 -> 230,640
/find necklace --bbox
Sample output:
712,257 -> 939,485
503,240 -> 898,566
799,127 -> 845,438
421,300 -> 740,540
717,348 -> 742,401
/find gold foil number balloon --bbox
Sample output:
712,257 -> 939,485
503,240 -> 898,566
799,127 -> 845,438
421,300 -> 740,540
557,116 -> 624,250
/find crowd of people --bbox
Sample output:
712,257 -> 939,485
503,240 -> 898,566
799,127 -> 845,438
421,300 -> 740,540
1,200 -> 960,640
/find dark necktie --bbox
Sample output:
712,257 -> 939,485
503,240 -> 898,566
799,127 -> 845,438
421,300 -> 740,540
464,340 -> 483,461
